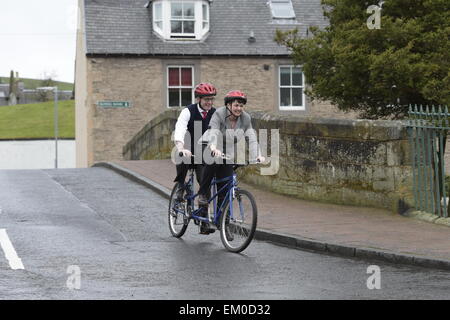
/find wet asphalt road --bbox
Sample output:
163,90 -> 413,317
0,167 -> 449,300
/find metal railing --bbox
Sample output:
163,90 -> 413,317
407,104 -> 449,218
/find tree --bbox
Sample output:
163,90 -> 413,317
275,0 -> 450,119
39,71 -> 57,88
37,71 -> 58,101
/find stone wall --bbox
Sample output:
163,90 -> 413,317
199,58 -> 278,112
123,109 -> 179,161
86,57 -> 165,164
200,57 -> 361,119
243,112 -> 413,212
124,110 -> 414,212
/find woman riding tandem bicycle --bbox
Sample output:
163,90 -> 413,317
168,90 -> 265,253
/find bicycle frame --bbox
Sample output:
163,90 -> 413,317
175,168 -> 239,227
169,158 -> 258,253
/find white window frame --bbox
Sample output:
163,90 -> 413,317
152,0 -> 210,40
278,65 -> 305,111
170,1 -> 196,38
202,3 -> 209,30
153,2 -> 163,31
167,65 -> 194,108
270,0 -> 296,19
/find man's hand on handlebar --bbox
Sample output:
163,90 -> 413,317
175,141 -> 192,157
178,149 -> 192,157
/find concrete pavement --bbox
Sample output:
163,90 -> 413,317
94,160 -> 450,271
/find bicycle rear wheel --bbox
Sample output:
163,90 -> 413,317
168,183 -> 189,238
220,189 -> 257,253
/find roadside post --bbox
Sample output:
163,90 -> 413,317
53,86 -> 58,169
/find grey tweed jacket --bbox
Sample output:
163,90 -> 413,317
199,106 -> 260,161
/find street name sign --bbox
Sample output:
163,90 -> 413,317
97,101 -> 131,108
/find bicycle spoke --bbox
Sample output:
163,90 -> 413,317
220,189 -> 257,253
168,183 -> 189,237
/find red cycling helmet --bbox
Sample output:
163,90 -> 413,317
224,90 -> 247,105
194,83 -> 217,98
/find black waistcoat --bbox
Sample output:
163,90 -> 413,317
186,104 -> 216,154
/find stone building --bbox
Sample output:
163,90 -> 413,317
75,0 -> 354,167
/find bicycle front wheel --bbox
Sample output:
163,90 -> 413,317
220,189 -> 257,253
168,183 -> 189,238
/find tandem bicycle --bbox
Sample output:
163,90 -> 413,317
168,155 -> 259,253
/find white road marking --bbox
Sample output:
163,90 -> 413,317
0,229 -> 25,270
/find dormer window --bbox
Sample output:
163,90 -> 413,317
171,2 -> 195,36
269,0 -> 296,19
151,0 -> 210,40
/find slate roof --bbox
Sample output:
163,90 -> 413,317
84,0 -> 328,56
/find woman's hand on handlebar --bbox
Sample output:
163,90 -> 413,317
210,146 -> 223,158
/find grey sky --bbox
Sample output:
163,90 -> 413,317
0,0 -> 77,83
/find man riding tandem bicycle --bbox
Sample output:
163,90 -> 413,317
168,90 -> 265,253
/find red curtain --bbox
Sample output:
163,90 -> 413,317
168,68 -> 179,86
181,68 -> 192,86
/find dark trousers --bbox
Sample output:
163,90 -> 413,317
198,163 -> 234,205
174,163 -> 204,186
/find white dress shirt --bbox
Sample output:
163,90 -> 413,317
174,104 -> 210,144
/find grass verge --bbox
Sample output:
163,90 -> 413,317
0,100 -> 74,139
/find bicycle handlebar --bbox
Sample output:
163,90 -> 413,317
178,152 -> 260,166
179,152 -> 194,157
211,152 -> 232,160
